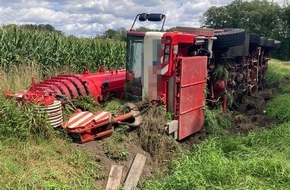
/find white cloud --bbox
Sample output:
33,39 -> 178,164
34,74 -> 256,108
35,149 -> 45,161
0,0 -> 287,37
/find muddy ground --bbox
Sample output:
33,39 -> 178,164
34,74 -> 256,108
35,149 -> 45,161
73,78 -> 289,189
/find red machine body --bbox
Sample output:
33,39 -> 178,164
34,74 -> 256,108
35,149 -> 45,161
126,26 -> 214,140
62,103 -> 142,143
8,68 -> 127,106
62,109 -> 113,143
158,33 -> 210,139
126,13 -> 279,140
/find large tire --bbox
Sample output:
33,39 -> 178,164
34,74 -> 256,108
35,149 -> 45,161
260,37 -> 280,50
259,37 -> 268,47
249,33 -> 260,45
175,26 -> 214,36
274,40 -> 281,49
213,28 -> 245,49
267,39 -> 275,46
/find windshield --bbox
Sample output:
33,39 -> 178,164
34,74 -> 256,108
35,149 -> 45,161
126,34 -> 144,100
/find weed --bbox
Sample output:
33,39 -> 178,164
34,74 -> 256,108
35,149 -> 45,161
212,64 -> 229,81
0,95 -> 56,140
204,108 -> 232,135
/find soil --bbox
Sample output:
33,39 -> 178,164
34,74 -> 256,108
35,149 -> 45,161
72,78 -> 290,189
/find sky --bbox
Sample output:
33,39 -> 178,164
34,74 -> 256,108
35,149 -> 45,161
0,0 -> 287,37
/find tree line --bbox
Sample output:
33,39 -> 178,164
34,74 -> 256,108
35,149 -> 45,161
202,0 -> 290,60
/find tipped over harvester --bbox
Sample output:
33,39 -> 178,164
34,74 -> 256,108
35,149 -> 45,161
7,13 -> 280,143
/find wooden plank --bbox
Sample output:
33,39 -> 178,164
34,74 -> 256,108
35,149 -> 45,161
124,153 -> 147,190
106,165 -> 123,190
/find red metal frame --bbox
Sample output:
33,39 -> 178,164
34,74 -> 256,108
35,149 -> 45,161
8,68 -> 127,106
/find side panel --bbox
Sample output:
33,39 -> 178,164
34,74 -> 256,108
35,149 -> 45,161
178,56 -> 207,140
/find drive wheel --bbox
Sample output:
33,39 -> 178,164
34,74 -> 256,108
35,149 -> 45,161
213,28 -> 245,49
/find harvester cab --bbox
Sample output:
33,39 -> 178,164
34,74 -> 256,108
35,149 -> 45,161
126,13 -> 217,140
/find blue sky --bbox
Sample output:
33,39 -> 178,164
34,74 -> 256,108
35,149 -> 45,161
0,0 -> 287,37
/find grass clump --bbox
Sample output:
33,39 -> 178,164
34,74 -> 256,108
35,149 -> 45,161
0,95 -> 55,140
204,108 -> 232,135
138,105 -> 180,160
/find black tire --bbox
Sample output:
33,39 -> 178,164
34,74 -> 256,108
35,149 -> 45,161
274,40 -> 281,49
213,28 -> 245,49
175,26 -> 214,36
267,39 -> 275,46
259,37 -> 268,47
249,33 -> 260,45
262,38 -> 277,50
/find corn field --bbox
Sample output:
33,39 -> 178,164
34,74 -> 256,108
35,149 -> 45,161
0,25 -> 126,74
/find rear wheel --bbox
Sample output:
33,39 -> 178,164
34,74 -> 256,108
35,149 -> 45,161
213,28 -> 245,49
249,33 -> 260,45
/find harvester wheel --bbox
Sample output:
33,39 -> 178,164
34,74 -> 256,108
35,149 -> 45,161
274,40 -> 281,49
249,33 -> 260,45
213,28 -> 245,49
259,37 -> 268,46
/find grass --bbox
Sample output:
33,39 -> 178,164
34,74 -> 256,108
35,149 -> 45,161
0,138 -> 101,189
144,59 -> 290,189
145,123 -> 290,189
0,63 -> 103,189
0,62 -> 42,92
204,108 -> 232,135
266,93 -> 290,122
266,59 -> 290,83
266,59 -> 290,122
101,132 -> 130,161
0,99 -> 102,189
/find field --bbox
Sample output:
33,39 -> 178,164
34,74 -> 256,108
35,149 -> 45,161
0,25 -> 126,75
0,26 -> 290,189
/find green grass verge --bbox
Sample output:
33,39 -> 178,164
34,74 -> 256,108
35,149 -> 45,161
145,122 -> 290,190
0,138 -> 101,189
266,59 -> 290,83
266,93 -> 290,122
